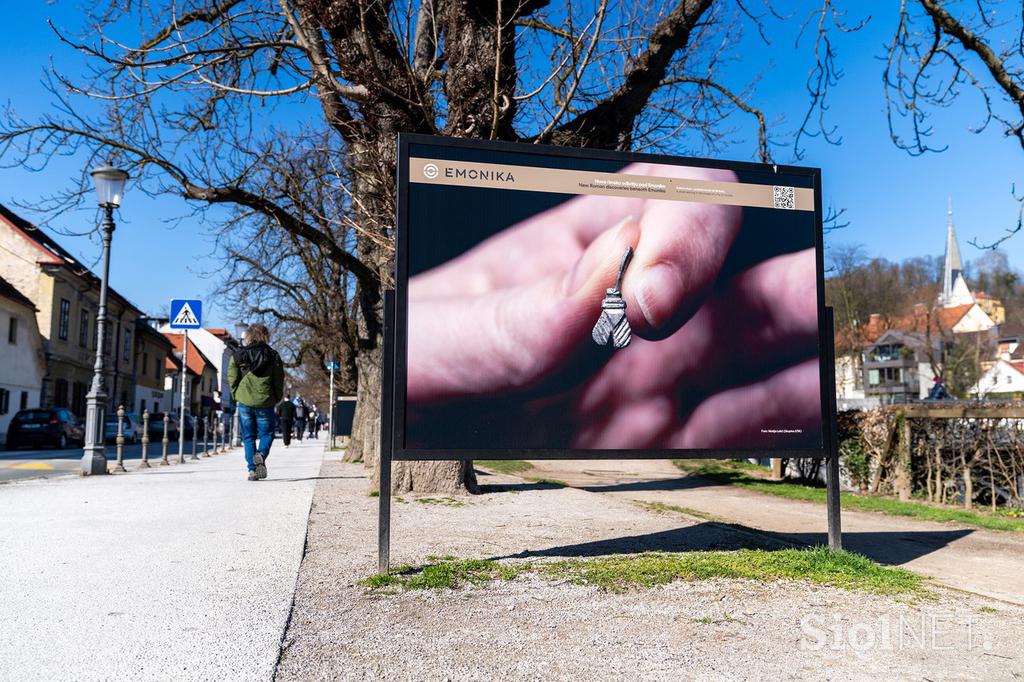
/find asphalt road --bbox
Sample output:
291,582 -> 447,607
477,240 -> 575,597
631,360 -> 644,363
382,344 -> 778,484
0,439 -> 220,482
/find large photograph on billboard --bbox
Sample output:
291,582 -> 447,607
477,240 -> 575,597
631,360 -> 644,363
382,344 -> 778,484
394,134 -> 826,457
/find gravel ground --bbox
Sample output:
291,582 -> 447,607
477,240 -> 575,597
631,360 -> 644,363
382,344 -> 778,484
276,460 -> 1024,681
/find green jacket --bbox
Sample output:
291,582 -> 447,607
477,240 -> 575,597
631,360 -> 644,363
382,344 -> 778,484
228,344 -> 285,409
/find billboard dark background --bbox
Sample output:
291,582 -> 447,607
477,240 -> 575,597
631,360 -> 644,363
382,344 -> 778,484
399,139 -> 824,454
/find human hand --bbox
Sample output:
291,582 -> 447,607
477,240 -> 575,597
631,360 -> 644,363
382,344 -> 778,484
406,164 -> 820,449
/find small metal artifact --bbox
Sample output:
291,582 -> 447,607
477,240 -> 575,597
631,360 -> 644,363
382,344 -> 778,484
592,246 -> 634,349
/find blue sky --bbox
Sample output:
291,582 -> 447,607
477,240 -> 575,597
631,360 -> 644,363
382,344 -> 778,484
2,2 -> 1021,328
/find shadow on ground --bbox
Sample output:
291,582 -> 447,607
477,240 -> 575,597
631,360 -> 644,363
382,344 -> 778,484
489,521 -> 972,567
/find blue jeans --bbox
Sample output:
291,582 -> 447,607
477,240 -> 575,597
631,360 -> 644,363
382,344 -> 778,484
238,404 -> 275,472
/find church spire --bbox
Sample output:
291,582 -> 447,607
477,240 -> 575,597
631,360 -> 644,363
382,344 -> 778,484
939,196 -> 972,307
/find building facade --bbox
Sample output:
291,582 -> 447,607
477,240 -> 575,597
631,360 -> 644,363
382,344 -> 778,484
0,276 -> 46,443
162,332 -> 218,418
0,203 -> 166,417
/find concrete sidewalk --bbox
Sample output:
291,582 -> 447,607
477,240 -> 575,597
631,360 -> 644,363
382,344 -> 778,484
0,438 -> 324,681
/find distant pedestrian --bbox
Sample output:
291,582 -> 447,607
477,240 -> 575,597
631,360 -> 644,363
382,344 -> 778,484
228,323 -> 284,481
294,399 -> 307,441
308,405 -> 318,439
276,394 -> 296,448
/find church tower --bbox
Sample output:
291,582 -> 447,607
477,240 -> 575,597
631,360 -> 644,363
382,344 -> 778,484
938,197 -> 974,307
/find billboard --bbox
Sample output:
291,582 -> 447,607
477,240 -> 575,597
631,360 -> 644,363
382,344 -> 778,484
391,134 -> 828,459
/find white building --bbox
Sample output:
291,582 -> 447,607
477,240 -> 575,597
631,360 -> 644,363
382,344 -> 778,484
157,324 -> 238,413
0,276 -> 46,443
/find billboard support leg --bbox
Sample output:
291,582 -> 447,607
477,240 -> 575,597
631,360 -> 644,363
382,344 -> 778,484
378,290 -> 396,575
826,445 -> 842,551
824,306 -> 843,551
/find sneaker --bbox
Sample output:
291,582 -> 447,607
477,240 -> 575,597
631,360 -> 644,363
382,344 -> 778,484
254,453 -> 267,480
247,471 -> 258,481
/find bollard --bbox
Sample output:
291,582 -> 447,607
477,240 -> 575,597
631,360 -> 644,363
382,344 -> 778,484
190,413 -> 199,460
161,412 -> 170,465
139,409 -> 150,468
113,404 -> 127,472
201,415 -> 210,457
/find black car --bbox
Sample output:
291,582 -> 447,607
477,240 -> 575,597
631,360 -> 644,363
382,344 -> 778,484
147,412 -> 180,441
6,408 -> 85,450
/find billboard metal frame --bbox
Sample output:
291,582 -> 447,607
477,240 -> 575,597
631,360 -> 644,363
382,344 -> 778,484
377,134 -> 842,572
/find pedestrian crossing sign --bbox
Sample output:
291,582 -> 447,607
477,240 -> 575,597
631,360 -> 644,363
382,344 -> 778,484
169,299 -> 203,329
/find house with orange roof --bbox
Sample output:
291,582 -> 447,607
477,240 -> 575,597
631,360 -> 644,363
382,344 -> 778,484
157,323 -> 240,416
836,201 -> 1000,405
162,332 -> 218,418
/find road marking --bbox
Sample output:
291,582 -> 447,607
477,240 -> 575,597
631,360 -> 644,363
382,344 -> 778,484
3,462 -> 56,470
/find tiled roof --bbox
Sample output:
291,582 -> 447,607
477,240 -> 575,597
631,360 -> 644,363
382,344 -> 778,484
0,275 -> 35,310
0,202 -> 142,314
860,304 -> 976,344
162,332 -> 215,376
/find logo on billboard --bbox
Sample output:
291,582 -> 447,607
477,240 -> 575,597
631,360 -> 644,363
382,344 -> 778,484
423,163 -> 439,179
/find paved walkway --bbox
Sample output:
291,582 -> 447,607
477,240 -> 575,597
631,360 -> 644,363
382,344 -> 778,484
526,459 -> 1024,605
0,438 -> 324,681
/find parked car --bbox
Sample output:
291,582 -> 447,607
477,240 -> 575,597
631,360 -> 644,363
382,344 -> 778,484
6,408 -> 85,450
147,412 -> 180,441
104,412 -> 143,444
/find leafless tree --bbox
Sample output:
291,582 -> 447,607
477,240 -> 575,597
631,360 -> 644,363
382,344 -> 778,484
885,0 -> 1024,248
4,0 -> 808,492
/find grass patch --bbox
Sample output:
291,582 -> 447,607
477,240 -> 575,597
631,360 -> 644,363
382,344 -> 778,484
476,459 -> 534,474
525,477 -> 568,487
414,496 -> 466,507
368,490 -> 380,497
634,500 -> 724,523
361,547 -> 926,597
977,605 -> 999,614
673,460 -> 1024,533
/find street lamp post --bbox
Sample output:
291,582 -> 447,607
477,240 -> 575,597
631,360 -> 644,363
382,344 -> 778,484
81,164 -> 129,476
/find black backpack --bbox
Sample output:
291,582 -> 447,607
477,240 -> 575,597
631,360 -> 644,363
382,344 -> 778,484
234,344 -> 275,378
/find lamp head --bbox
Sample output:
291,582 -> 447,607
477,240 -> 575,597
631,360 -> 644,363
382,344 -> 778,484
90,165 -> 129,208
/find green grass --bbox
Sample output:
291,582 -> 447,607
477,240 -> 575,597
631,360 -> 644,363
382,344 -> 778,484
525,477 -> 568,487
361,547 -> 927,597
634,500 -> 724,523
368,490 -> 380,497
476,459 -> 534,474
672,460 -> 1024,533
413,496 -> 466,508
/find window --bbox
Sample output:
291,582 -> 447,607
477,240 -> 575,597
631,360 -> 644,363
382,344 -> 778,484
53,379 -> 69,408
7,316 -> 17,344
79,309 -> 90,347
58,299 -> 70,340
103,321 -> 112,356
143,352 -> 149,376
0,388 -> 9,415
154,401 -> 160,413
140,399 -> 147,414
123,328 -> 132,362
72,382 -> 87,417
19,391 -> 27,410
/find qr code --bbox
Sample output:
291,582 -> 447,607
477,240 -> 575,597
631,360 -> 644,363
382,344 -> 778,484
773,185 -> 795,210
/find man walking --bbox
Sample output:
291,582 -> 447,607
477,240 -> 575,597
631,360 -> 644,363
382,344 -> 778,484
294,398 -> 307,442
276,394 -> 296,448
228,323 -> 285,481
308,404 -> 319,439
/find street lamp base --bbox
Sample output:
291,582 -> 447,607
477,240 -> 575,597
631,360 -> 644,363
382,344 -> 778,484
81,451 -> 109,476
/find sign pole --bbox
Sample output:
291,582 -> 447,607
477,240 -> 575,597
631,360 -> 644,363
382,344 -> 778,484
328,357 -> 336,451
378,291 -> 395,574
824,307 -> 843,551
178,328 -> 188,463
